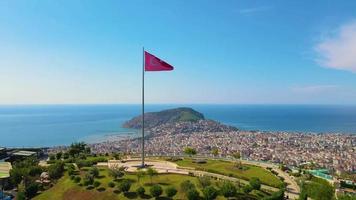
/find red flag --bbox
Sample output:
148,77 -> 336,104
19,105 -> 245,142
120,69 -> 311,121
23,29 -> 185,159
145,51 -> 174,71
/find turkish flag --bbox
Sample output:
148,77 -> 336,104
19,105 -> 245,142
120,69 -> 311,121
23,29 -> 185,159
145,51 -> 174,71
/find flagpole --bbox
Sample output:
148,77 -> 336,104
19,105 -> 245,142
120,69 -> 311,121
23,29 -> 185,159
141,47 -> 145,167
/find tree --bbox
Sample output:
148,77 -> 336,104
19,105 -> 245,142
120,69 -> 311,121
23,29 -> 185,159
56,152 -> 63,160
118,179 -> 131,193
220,181 -> 237,198
83,173 -> 94,186
232,152 -> 241,159
184,147 -> 197,157
146,168 -> 158,184
211,148 -> 219,157
108,182 -> 115,188
243,185 -> 253,194
49,154 -> 56,161
198,176 -> 211,187
136,186 -> 145,197
69,142 -> 87,157
187,188 -> 200,200
93,181 -> 101,188
249,177 -> 261,190
180,180 -> 196,193
150,185 -> 163,198
25,182 -> 39,198
165,186 -> 177,198
262,189 -> 284,200
113,152 -> 122,160
108,166 -> 125,180
89,167 -> 99,178
136,170 -> 145,183
48,161 -> 64,179
16,192 -> 26,200
203,186 -> 218,200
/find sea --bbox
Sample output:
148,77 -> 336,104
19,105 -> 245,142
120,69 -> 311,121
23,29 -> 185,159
0,104 -> 355,147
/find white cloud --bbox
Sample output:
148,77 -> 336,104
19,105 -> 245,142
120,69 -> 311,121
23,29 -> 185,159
238,6 -> 272,15
315,21 -> 356,73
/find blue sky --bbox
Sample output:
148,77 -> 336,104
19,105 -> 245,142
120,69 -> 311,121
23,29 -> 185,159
1,0 -> 356,104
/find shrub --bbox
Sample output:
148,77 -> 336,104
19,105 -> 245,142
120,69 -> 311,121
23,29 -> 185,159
118,179 -> 131,193
220,181 -> 237,197
180,180 -> 196,193
48,161 -> 65,179
243,185 -> 253,194
249,177 -> 261,190
89,167 -> 100,178
74,176 -> 81,183
70,175 -> 75,180
203,186 -> 218,200
187,188 -> 200,200
165,186 -> 177,198
25,182 -> 39,198
93,181 -> 101,188
108,182 -> 115,188
150,185 -> 163,198
198,176 -> 211,187
136,186 -> 145,197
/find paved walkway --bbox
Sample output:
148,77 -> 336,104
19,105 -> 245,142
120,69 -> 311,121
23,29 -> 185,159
98,158 -> 300,199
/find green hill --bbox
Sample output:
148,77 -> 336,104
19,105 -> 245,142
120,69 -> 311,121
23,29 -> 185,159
122,107 -> 205,129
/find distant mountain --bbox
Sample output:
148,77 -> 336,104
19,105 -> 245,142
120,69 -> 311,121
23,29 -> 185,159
123,107 -> 205,129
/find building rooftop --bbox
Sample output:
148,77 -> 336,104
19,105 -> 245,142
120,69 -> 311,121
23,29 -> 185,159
13,150 -> 36,157
0,162 -> 12,179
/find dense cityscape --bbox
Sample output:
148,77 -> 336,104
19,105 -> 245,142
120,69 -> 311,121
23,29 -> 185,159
89,120 -> 356,173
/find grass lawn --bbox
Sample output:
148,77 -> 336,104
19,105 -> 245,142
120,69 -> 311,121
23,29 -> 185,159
174,158 -> 283,188
34,167 -> 228,200
34,166 -> 269,200
0,172 -> 9,178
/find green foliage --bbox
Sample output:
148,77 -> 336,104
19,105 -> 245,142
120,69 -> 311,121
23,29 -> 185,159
243,184 -> 253,194
83,173 -> 94,186
136,186 -> 145,196
25,182 -> 39,198
300,177 -> 334,200
108,182 -> 115,188
108,166 -> 125,180
49,154 -> 56,161
262,189 -> 284,200
184,147 -> 197,156
73,176 -> 81,183
187,188 -> 200,200
68,142 -> 88,157
56,152 -> 62,160
16,191 -> 26,200
180,180 -> 196,193
89,167 -> 99,178
136,169 -> 145,183
249,177 -> 262,190
146,167 -> 158,184
165,186 -> 177,198
198,176 -> 211,187
75,159 -> 93,169
211,147 -> 219,157
150,184 -> 163,198
232,151 -> 241,159
118,179 -> 131,193
203,185 -> 218,200
48,161 -> 65,179
220,181 -> 237,197
93,181 -> 101,188
338,194 -> 356,200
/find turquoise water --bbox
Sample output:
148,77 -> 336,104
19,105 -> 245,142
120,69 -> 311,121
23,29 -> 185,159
0,104 -> 355,147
